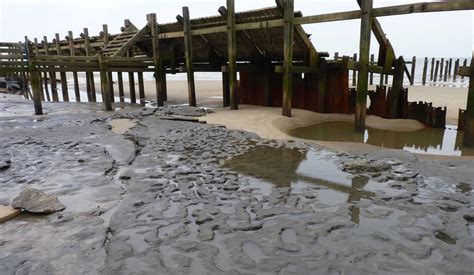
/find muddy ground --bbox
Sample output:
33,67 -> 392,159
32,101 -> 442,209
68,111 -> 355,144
0,99 -> 473,274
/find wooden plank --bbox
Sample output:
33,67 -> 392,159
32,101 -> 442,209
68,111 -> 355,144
84,28 -> 96,102
282,0 -> 294,117
128,72 -> 136,104
33,38 -> 45,102
453,59 -> 459,81
138,72 -> 145,106
98,52 -> 112,111
462,59 -> 468,79
68,31 -> 81,102
30,57 -> 43,115
44,36 -> 59,102
459,66 -> 470,77
444,60 -> 449,82
107,72 -> 114,103
422,57 -> 428,85
464,57 -> 474,146
354,0 -> 372,131
388,56 -> 405,119
183,6 -> 197,107
112,25 -> 149,57
318,58 -> 327,113
147,13 -> 164,106
434,60 -> 440,82
352,53 -> 357,86
410,56 -> 416,85
117,72 -> 125,103
369,54 -> 374,85
430,57 -> 435,81
55,33 -> 69,102
227,0 -> 238,110
222,72 -> 230,107
440,58 -> 445,81
103,24 -> 109,45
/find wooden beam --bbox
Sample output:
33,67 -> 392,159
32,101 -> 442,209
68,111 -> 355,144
464,57 -> 474,147
55,33 -> 69,102
117,72 -> 125,103
183,7 -> 197,107
318,58 -> 327,113
128,72 -> 136,104
98,52 -> 112,111
147,13 -> 164,106
227,0 -> 238,110
355,0 -> 372,131
282,0 -> 294,117
102,24 -> 109,45
68,31 -> 81,102
112,25 -> 149,57
84,28 -> 96,102
388,56 -> 405,119
422,57 -> 428,85
33,38 -> 45,101
138,72 -> 145,106
44,36 -> 59,102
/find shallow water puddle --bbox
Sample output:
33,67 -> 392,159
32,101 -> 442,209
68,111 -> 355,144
289,121 -> 474,156
108,119 -> 138,134
224,145 -> 400,224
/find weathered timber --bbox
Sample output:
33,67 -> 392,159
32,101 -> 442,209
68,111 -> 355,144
33,38 -> 45,101
434,60 -> 439,82
440,58 -> 444,81
117,72 -> 125,103
227,0 -> 238,110
369,54 -> 374,85
355,0 -> 372,131
352,53 -> 357,86
410,56 -> 416,85
222,72 -> 230,107
444,60 -> 449,82
453,59 -> 459,81
462,59 -> 467,79
430,57 -> 435,81
107,72 -> 114,103
448,58 -> 452,76
84,28 -> 95,102
183,7 -> 197,107
55,33 -> 69,102
464,57 -> 474,147
128,72 -> 136,104
44,36 -> 59,102
68,31 -> 80,102
388,56 -> 405,119
318,58 -> 328,113
98,52 -> 112,111
137,72 -> 145,106
282,0 -> 295,117
422,57 -> 428,85
147,13 -> 164,106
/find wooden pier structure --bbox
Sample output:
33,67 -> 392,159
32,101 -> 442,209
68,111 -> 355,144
1,0 -> 474,146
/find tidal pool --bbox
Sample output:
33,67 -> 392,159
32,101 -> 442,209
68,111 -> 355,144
288,121 -> 474,156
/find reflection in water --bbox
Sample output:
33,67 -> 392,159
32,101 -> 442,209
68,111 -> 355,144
289,121 -> 474,156
224,146 -> 376,224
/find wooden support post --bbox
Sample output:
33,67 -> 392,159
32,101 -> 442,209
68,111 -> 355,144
28,46 -> 43,115
33,38 -> 45,101
128,72 -> 136,104
68,31 -> 80,102
464,57 -> 474,147
384,74 -> 388,84
448,58 -> 452,77
147,13 -> 165,106
102,24 -> 109,45
263,63 -> 271,107
422,57 -> 428,85
354,0 -> 372,131
444,60 -> 449,82
183,7 -> 197,107
453,59 -> 459,82
369,54 -> 374,85
107,72 -> 114,103
55,33 -> 69,102
334,52 -> 339,61
222,72 -> 230,107
317,58 -> 327,113
282,0 -> 294,117
44,36 -> 59,102
410,56 -> 416,85
117,72 -> 125,104
388,56 -> 405,119
462,59 -> 468,79
98,52 -> 112,111
226,0 -> 238,110
430,57 -> 435,81
352,53 -> 357,87
440,58 -> 444,81
84,28 -> 96,102
162,69 -> 168,101
138,72 -> 145,106
434,60 -> 440,82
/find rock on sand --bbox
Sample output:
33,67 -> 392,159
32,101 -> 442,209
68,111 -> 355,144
12,188 -> 65,214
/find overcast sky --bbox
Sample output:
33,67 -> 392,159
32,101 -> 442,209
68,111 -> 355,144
0,0 -> 472,58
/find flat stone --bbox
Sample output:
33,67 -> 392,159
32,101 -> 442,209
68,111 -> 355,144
12,188 -> 65,214
0,205 -> 21,223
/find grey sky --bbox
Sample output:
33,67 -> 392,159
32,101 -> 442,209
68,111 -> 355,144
0,0 -> 472,58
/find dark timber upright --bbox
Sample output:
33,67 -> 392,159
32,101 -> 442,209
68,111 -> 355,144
84,28 -> 96,102
410,56 -> 416,85
388,56 -> 404,119
369,54 -> 374,85
129,72 -> 136,104
98,52 -> 112,111
317,58 -> 327,113
352,53 -> 357,87
440,58 -> 444,80
44,36 -> 59,102
55,33 -> 69,102
183,7 -> 197,107
282,0 -> 294,117
434,60 -> 439,82
422,57 -> 428,85
68,31 -> 81,102
464,57 -> 474,147
138,72 -> 145,106
430,58 -> 435,81
32,38 -> 45,101
462,59 -> 467,79
227,0 -> 238,110
148,13 -> 164,106
117,72 -> 125,104
453,59 -> 459,82
355,0 -> 372,131
222,72 -> 230,107
444,60 -> 449,82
